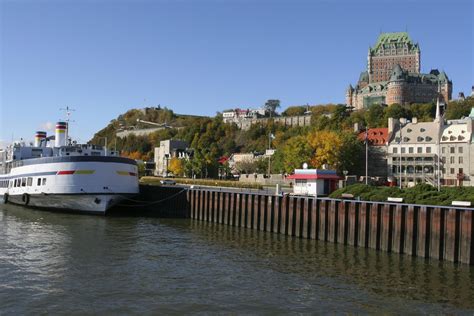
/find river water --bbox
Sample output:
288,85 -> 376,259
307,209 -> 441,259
0,204 -> 473,314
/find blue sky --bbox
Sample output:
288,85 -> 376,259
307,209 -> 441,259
1,0 -> 473,144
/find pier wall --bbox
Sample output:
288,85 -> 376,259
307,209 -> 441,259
141,186 -> 473,265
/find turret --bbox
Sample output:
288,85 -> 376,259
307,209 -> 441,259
55,122 -> 67,147
34,131 -> 47,147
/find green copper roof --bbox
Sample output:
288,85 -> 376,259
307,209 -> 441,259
370,32 -> 419,54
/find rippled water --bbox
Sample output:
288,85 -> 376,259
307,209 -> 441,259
0,204 -> 473,314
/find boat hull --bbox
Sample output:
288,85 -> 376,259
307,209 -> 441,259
3,193 -> 134,214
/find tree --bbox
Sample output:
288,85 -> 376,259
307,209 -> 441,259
445,97 -> 474,120
281,136 -> 312,173
307,130 -> 343,169
282,106 -> 306,117
410,103 -> 435,121
338,131 -> 364,174
264,99 -> 281,117
383,103 -> 409,123
168,157 -> 184,176
365,104 -> 386,128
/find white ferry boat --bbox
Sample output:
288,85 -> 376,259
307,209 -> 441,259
0,122 -> 139,214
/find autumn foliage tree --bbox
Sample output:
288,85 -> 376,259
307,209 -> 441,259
168,157 -> 184,176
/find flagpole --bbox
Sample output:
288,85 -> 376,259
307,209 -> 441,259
268,132 -> 271,175
365,127 -> 368,185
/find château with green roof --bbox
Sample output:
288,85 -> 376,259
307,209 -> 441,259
346,32 -> 452,110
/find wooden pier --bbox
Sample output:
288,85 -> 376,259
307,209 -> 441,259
135,185 -> 474,265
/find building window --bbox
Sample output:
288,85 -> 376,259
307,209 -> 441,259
441,147 -> 445,154
450,147 -> 455,154
401,148 -> 406,154
459,147 -> 463,154
459,157 -> 463,164
426,147 -> 431,153
459,168 -> 464,174
393,147 -> 398,154
450,168 -> 455,174
417,147 -> 422,153
450,157 -> 455,164
408,147 -> 414,153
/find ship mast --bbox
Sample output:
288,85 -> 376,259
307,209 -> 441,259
59,106 -> 75,145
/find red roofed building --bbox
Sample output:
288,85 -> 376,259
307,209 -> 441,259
356,127 -> 389,182
357,128 -> 388,146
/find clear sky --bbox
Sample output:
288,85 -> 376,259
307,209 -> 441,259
1,0 -> 473,145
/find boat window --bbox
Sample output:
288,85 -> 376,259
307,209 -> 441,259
27,177 -> 33,186
21,178 -> 27,187
42,178 -> 46,186
37,178 -> 41,186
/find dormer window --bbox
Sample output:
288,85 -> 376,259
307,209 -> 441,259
420,128 -> 426,132
442,136 -> 448,141
407,128 -> 412,133
426,136 -> 433,141
403,137 -> 410,142
417,136 -> 424,142
450,136 -> 456,141
458,136 -> 464,141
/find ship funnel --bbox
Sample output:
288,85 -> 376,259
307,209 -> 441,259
34,131 -> 47,147
55,122 -> 67,147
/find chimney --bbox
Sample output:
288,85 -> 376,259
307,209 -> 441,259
55,122 -> 67,147
388,117 -> 395,134
412,117 -> 418,124
34,131 -> 47,147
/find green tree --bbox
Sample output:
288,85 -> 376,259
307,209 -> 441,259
383,103 -> 410,123
365,104 -> 386,127
281,106 -> 306,116
281,135 -> 313,173
445,97 -> 474,120
264,99 -> 281,117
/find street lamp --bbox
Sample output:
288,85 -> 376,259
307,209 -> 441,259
343,170 -> 348,187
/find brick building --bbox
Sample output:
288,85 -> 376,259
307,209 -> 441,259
346,32 -> 452,109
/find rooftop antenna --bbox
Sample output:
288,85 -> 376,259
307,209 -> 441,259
60,106 -> 76,145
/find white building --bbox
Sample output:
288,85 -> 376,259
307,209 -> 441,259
286,169 -> 341,196
387,107 -> 474,187
222,108 -> 266,124
154,140 -> 189,177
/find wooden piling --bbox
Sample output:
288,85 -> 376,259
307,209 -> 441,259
310,199 -> 318,240
151,186 -> 473,265
460,210 -> 473,264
